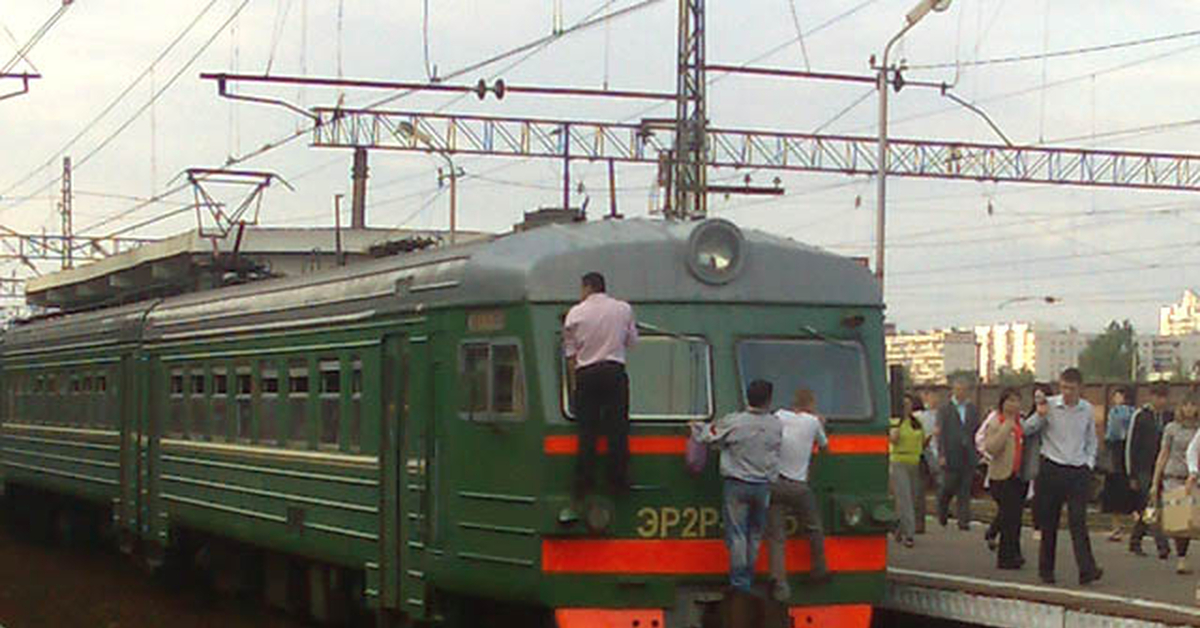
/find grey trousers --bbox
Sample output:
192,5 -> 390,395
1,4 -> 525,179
891,461 -> 923,540
766,478 -> 828,585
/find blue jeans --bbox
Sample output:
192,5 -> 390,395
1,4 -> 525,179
723,478 -> 771,591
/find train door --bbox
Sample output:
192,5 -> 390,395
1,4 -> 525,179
374,331 -> 437,622
116,353 -> 139,553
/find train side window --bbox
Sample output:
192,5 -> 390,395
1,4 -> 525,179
259,362 -> 279,445
287,359 -> 309,446
167,368 -> 185,437
458,341 -> 526,420
189,366 -> 209,440
348,357 -> 363,452
318,358 -> 340,449
460,343 -> 490,414
82,375 -> 94,427
492,344 -> 525,415
235,366 -> 253,442
97,371 -> 110,427
211,367 -> 228,443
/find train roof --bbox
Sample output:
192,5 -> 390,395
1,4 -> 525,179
2,218 -> 881,351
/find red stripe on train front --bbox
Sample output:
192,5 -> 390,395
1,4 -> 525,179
541,536 -> 885,574
543,434 -> 887,456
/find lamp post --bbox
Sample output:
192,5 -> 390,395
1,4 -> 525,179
876,0 -> 951,293
398,122 -> 463,245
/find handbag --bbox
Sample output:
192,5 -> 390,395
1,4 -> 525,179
685,429 -> 708,475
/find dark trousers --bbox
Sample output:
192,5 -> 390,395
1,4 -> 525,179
1036,458 -> 1099,579
574,361 -> 630,495
1129,472 -> 1170,556
989,477 -> 1027,567
938,465 -> 973,529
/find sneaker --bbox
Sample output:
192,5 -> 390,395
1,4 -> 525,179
986,535 -> 999,552
1107,528 -> 1123,542
1178,558 -> 1193,575
903,537 -> 915,549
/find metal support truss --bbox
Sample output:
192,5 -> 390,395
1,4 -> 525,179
0,232 -> 155,265
312,109 -> 1200,193
0,277 -> 26,299
672,0 -> 707,219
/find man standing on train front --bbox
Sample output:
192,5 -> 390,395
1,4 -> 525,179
564,271 -> 638,498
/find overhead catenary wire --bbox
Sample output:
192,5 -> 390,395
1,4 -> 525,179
1,21 -> 39,73
0,0 -> 221,201
784,0 -> 811,72
423,0 -> 435,81
1,2 -> 71,75
264,0 -> 294,75
861,38 -> 1200,135
910,27 -> 1200,70
75,0 -> 638,239
1,0 -> 253,225
361,0 -> 667,111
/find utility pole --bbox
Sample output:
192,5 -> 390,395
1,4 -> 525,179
334,193 -> 345,266
671,0 -> 707,220
351,147 -> 368,229
60,156 -> 73,269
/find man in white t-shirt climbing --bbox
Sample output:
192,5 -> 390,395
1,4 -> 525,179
765,387 -> 830,601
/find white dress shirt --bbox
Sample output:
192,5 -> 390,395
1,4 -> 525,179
776,409 -> 827,482
563,292 -> 638,368
1024,394 -> 1097,469
1186,428 -> 1200,477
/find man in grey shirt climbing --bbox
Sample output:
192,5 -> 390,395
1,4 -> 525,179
692,379 -> 783,593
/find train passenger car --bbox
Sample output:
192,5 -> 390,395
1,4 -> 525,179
0,218 -> 890,627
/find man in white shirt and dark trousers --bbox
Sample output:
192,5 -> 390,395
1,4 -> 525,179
563,272 -> 638,497
766,388 -> 830,601
1025,367 -> 1103,585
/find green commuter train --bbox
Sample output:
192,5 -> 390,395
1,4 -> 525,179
0,218 -> 891,627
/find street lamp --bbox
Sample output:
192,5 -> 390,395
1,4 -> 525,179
397,121 -> 463,245
875,0 -> 951,294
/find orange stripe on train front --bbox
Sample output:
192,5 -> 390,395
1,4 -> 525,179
790,604 -> 873,628
543,435 -> 887,455
541,536 -> 885,574
555,609 -> 665,628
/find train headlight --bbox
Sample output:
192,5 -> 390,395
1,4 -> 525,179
583,496 -> 615,534
687,219 -> 745,285
843,503 -> 865,528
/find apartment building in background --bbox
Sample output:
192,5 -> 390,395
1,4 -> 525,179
886,329 -> 978,384
1161,290 -> 1200,336
975,323 -> 1095,383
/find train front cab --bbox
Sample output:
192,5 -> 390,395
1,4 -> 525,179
534,223 -> 891,628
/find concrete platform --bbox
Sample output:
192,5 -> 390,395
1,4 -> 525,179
884,519 -> 1200,627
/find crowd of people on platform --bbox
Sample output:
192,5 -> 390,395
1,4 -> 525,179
889,368 -> 1200,598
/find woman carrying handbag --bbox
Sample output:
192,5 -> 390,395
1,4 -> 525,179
982,388 -> 1028,570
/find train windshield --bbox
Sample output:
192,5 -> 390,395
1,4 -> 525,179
737,339 -> 873,421
564,335 -> 712,421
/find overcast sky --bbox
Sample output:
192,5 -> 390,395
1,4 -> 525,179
2,0 -> 1199,333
